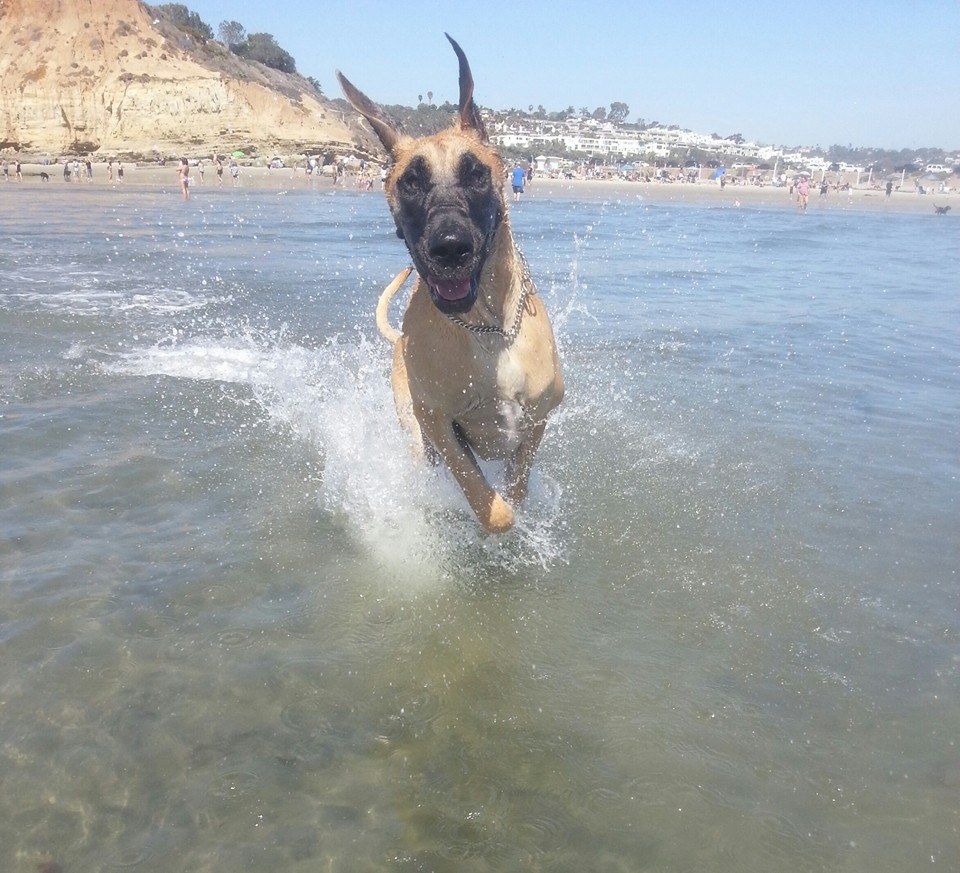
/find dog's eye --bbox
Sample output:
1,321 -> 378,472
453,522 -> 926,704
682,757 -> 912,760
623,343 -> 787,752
464,161 -> 489,188
399,169 -> 422,193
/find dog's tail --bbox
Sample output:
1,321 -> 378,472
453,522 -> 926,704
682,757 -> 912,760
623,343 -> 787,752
376,266 -> 413,344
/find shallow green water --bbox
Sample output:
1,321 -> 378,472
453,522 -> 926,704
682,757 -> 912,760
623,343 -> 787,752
1,185 -> 957,871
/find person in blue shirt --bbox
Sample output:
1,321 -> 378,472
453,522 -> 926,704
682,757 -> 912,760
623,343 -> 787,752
511,163 -> 526,202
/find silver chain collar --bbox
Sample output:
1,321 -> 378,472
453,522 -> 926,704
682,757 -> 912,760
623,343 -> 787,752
444,248 -> 534,343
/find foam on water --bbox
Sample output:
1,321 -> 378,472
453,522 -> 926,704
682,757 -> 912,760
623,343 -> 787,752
1,278 -> 227,316
107,329 -> 568,586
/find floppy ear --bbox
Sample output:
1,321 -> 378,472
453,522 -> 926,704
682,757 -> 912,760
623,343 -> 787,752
445,33 -> 488,143
336,70 -> 401,154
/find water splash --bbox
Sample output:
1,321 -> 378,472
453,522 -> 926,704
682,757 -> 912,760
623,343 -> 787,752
107,330 -> 567,585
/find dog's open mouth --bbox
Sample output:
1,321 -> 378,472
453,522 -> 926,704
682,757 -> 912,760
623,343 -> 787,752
427,274 -> 477,314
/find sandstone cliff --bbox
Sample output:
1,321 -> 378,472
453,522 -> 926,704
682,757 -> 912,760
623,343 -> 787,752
0,0 -> 372,159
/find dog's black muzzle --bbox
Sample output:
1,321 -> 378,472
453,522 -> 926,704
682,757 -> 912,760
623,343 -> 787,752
415,215 -> 487,314
393,169 -> 504,316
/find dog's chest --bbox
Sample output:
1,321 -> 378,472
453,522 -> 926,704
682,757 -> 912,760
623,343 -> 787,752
493,347 -> 528,447
459,343 -> 548,454
494,344 -> 526,400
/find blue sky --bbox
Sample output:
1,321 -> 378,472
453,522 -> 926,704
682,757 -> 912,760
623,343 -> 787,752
181,0 -> 959,151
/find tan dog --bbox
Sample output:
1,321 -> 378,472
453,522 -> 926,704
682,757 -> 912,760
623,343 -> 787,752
337,35 -> 563,533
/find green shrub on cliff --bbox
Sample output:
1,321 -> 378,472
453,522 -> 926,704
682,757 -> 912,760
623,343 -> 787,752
232,32 -> 297,75
154,3 -> 213,41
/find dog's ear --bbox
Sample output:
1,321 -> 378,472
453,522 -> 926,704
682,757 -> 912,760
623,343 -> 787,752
336,70 -> 401,155
445,34 -> 488,143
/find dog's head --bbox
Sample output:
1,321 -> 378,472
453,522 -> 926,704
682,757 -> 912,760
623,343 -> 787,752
337,35 -> 505,315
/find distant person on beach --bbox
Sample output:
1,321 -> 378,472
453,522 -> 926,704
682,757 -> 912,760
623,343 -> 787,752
16,160 -> 22,181
108,159 -> 114,182
215,155 -> 223,187
511,163 -> 525,202
117,163 -> 124,182
885,180 -> 893,199
2,160 -> 8,182
178,158 -> 190,199
63,160 -> 70,181
229,159 -> 239,185
197,159 -> 204,184
797,176 -> 810,211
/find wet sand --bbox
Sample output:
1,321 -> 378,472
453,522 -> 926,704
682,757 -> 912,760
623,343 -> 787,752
6,160 -> 956,215
523,176 -> 957,214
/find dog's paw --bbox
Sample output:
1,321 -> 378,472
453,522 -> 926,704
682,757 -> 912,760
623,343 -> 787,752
483,494 -> 515,534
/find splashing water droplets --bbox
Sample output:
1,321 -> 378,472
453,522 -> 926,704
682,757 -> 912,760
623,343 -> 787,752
110,328 -> 566,586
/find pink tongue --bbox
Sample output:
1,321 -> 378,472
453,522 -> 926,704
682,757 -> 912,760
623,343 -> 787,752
431,276 -> 471,301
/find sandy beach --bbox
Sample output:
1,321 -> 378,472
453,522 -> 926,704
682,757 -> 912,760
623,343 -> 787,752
4,159 -> 956,215
524,176 -> 957,214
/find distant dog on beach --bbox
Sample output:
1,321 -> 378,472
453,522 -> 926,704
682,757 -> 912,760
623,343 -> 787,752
933,204 -> 951,215
337,35 -> 564,533
39,171 -> 49,182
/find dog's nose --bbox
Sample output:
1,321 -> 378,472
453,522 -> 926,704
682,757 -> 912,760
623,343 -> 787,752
428,229 -> 473,268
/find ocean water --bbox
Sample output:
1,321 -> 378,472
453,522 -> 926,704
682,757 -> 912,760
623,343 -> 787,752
1,181 -> 958,872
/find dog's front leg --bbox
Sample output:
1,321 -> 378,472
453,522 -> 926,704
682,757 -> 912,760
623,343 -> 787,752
414,404 -> 514,533
505,419 -> 546,507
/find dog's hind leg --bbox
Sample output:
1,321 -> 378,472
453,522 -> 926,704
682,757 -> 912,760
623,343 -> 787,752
505,420 -> 546,507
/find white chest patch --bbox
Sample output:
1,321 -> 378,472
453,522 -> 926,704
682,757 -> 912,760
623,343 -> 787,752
496,346 -> 525,395
496,348 -> 527,450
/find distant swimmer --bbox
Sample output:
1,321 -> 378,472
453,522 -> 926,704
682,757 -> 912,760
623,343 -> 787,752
511,162 -> 525,202
178,158 -> 190,199
796,176 -> 809,211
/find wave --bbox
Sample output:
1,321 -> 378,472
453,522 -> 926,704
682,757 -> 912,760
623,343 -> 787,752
1,282 -> 226,317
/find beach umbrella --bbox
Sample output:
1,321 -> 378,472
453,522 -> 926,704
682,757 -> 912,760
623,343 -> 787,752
232,150 -> 245,158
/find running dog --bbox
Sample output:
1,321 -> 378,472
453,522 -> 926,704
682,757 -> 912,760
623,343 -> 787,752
337,35 -> 564,533
39,171 -> 50,182
934,204 -> 951,215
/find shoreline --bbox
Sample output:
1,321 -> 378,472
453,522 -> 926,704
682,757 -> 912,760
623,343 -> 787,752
522,176 -> 956,214
2,161 -> 955,215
